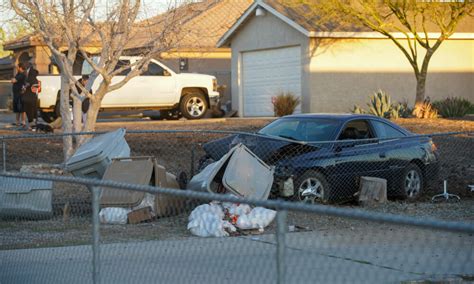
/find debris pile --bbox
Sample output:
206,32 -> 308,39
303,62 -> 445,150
187,201 -> 276,237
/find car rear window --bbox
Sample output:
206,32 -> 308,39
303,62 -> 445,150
258,118 -> 341,142
371,120 -> 406,138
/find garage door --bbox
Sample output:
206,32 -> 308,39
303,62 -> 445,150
242,46 -> 302,117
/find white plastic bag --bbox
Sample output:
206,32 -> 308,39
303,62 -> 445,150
99,207 -> 131,224
222,202 -> 251,217
187,204 -> 235,237
235,207 -> 276,230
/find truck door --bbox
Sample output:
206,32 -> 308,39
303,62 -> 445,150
136,62 -> 176,106
100,59 -> 138,107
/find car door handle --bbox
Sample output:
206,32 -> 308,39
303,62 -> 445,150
379,152 -> 386,158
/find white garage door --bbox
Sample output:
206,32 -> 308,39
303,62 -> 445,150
242,46 -> 302,117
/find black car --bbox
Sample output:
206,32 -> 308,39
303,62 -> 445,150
201,114 -> 439,203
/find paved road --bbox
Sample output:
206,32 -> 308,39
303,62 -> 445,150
1,229 -> 473,284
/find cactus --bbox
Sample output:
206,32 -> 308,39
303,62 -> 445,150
351,105 -> 366,114
367,90 -> 391,118
389,104 -> 401,119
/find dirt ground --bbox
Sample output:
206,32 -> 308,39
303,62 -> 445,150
1,116 -> 473,249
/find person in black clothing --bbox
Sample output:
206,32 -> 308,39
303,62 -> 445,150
77,75 -> 91,123
11,62 -> 26,127
22,63 -> 39,129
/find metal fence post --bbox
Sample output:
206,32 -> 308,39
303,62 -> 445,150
276,209 -> 287,284
2,139 -> 6,172
90,186 -> 101,284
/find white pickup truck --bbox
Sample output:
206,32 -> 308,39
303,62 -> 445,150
37,56 -> 220,122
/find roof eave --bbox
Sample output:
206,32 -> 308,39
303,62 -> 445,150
217,0 -> 311,48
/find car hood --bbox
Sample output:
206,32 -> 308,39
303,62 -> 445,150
202,134 -> 321,164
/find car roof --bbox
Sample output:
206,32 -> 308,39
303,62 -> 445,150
282,113 -> 378,121
280,113 -> 412,135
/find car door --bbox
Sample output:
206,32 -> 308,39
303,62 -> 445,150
136,61 -> 176,106
332,119 -> 385,194
369,119 -> 410,184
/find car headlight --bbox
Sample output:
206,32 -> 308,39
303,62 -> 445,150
212,78 -> 217,92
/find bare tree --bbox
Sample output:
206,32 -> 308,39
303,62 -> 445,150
288,0 -> 473,106
10,0 -> 190,159
10,0 -> 94,159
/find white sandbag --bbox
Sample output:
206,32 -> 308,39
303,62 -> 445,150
235,207 -> 277,230
187,204 -> 235,237
188,203 -> 224,222
99,207 -> 131,224
222,202 -> 252,217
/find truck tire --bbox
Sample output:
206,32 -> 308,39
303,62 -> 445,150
180,93 -> 207,120
40,103 -> 60,123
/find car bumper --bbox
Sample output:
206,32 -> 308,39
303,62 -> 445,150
209,91 -> 220,107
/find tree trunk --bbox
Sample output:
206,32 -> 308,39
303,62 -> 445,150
59,75 -> 74,161
72,96 -> 83,133
415,73 -> 427,106
83,96 -> 101,132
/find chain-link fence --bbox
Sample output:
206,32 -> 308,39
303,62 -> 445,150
1,130 -> 474,283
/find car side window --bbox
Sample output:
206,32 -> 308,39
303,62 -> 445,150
143,62 -> 165,76
338,120 -> 374,140
114,60 -> 131,76
371,120 -> 406,139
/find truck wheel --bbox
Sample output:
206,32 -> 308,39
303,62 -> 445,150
40,111 -> 57,123
180,93 -> 207,119
40,103 -> 60,123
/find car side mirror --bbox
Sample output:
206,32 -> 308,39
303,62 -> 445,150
163,70 -> 171,76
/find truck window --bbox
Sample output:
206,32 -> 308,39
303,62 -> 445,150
143,62 -> 165,76
114,60 -> 131,76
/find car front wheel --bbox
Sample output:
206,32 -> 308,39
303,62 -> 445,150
400,164 -> 423,200
294,170 -> 330,203
180,93 -> 207,119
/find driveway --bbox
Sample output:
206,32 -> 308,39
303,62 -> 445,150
1,228 -> 473,284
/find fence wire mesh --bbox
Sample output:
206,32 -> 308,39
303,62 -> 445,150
1,129 -> 473,283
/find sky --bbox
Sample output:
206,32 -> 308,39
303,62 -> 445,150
0,0 -> 196,33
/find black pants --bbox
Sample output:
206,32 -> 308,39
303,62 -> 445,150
12,92 -> 23,113
22,92 -> 38,123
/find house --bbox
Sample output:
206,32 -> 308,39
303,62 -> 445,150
3,0 -> 252,103
218,0 -> 474,116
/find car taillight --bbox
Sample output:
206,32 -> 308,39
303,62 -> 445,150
32,81 -> 41,94
212,78 -> 217,92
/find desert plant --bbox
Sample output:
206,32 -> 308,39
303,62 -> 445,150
351,105 -> 366,114
432,97 -> 472,118
396,100 -> 412,118
412,99 -> 438,119
367,90 -> 391,118
272,92 -> 300,117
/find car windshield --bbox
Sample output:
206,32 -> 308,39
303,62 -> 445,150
258,117 -> 341,142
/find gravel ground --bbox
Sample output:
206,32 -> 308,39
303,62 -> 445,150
0,116 -> 473,249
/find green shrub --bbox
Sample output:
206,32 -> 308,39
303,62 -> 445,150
432,97 -> 472,118
272,92 -> 300,117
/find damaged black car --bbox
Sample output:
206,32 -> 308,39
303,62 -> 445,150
200,114 -> 439,203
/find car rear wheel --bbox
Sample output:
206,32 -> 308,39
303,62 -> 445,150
40,102 -> 61,123
180,93 -> 207,119
295,170 -> 330,203
400,164 -> 423,200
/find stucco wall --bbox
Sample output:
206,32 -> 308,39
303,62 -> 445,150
229,12 -> 311,116
309,38 -> 474,113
